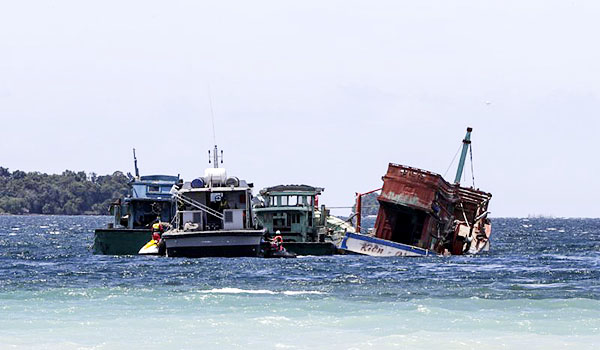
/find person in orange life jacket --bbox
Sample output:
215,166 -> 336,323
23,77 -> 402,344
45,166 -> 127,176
272,230 -> 284,251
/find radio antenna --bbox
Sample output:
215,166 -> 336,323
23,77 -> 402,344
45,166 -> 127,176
132,148 -> 140,179
208,84 -> 217,145
206,84 -> 223,168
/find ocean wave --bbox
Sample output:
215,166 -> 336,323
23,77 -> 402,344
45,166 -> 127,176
198,288 -> 324,296
282,291 -> 324,295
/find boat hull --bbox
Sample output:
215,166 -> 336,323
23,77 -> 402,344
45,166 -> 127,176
162,230 -> 265,258
282,242 -> 337,256
339,232 -> 431,257
93,228 -> 152,255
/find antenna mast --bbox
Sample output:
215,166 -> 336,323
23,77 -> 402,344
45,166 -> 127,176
206,84 -> 223,168
454,127 -> 472,185
133,148 -> 140,179
208,145 -> 223,168
208,84 -> 217,146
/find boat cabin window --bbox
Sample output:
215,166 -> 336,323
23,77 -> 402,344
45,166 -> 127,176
267,194 -> 312,207
148,185 -> 160,193
301,196 -> 313,206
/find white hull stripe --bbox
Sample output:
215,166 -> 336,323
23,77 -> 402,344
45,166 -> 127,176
340,232 -> 431,257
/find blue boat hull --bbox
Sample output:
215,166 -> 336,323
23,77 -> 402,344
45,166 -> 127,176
339,232 -> 432,257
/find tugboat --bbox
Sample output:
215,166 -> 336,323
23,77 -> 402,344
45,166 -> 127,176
254,185 -> 355,255
160,146 -> 267,258
93,149 -> 180,255
340,127 -> 492,256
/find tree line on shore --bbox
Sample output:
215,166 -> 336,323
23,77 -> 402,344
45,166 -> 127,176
0,167 -> 129,215
0,166 -> 382,217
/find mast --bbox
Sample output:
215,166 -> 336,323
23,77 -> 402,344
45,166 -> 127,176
208,145 -> 223,168
132,148 -> 140,179
454,127 -> 472,185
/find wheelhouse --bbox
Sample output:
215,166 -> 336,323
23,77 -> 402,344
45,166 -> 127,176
254,185 -> 324,242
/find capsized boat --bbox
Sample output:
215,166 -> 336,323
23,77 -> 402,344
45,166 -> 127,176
160,146 -> 266,258
339,127 -> 492,257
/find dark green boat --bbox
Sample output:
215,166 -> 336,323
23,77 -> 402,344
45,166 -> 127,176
93,150 -> 180,255
253,185 -> 355,256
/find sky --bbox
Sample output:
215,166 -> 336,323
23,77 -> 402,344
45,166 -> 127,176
1,0 -> 599,217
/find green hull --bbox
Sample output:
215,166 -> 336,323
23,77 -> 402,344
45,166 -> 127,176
93,228 -> 152,255
282,242 -> 337,256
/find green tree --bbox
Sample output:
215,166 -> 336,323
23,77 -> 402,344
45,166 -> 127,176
0,167 -> 130,215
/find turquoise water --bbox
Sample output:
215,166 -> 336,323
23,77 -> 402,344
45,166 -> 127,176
1,216 -> 599,349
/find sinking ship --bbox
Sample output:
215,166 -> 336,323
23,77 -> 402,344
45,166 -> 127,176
340,127 -> 492,256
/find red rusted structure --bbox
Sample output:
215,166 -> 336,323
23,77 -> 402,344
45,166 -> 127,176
343,127 -> 492,256
373,163 -> 492,255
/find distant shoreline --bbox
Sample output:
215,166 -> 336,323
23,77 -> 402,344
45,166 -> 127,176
1,214 -> 598,220
0,213 -> 112,217
0,168 -> 129,215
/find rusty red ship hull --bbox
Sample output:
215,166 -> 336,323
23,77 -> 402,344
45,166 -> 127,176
372,163 -> 491,255
341,163 -> 492,256
340,127 -> 492,257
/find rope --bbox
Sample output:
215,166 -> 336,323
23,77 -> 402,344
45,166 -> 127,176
443,143 -> 463,178
469,144 -> 475,187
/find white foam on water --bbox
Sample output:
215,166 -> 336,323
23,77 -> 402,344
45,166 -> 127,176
416,304 -> 431,314
198,288 -> 324,296
198,288 -> 277,295
282,291 -> 324,295
254,315 -> 292,325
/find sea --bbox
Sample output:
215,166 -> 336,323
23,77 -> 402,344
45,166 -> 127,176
0,215 -> 599,349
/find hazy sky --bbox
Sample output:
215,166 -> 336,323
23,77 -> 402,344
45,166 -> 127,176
1,0 -> 599,217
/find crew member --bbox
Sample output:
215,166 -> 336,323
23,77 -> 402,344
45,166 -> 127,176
272,230 -> 284,251
151,223 -> 164,242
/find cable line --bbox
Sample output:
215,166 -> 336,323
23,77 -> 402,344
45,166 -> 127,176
443,143 -> 463,178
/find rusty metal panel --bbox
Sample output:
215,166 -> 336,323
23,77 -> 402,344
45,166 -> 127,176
374,205 -> 392,241
371,162 -> 493,255
377,164 -> 454,211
